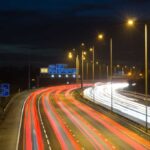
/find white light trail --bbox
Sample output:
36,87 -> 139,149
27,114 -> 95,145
83,82 -> 150,127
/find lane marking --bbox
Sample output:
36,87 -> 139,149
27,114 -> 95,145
16,95 -> 30,150
45,134 -> 48,139
38,96 -> 52,150
47,140 -> 50,145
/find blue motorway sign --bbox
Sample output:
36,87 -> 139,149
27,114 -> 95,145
48,64 -> 76,75
0,83 -> 10,97
56,64 -> 67,68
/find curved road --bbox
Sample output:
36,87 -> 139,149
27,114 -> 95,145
19,84 -> 150,150
83,82 -> 150,127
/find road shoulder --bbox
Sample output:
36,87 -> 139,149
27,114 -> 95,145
0,90 -> 31,150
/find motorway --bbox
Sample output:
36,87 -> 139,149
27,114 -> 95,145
83,82 -> 150,127
19,84 -> 150,150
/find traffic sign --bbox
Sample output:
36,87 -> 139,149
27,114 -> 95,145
48,64 -> 76,75
0,83 -> 10,97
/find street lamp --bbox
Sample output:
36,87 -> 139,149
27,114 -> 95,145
98,33 -> 113,111
127,19 -> 135,26
89,47 -> 95,82
98,33 -> 104,40
81,43 -> 85,91
110,38 -> 113,112
83,51 -> 87,55
86,62 -> 89,80
127,19 -> 148,131
82,50 -> 86,83
96,61 -> 101,79
68,50 -> 79,84
68,52 -> 73,59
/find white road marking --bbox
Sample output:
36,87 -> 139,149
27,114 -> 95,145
16,95 -> 30,150
38,96 -> 52,150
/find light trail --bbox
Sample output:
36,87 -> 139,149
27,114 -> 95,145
42,92 -> 80,150
22,88 -> 51,150
83,82 -> 150,127
66,90 -> 150,149
20,84 -> 150,150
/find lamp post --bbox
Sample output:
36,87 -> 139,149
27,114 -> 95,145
90,47 -> 95,82
96,61 -> 100,79
82,51 -> 86,81
99,63 -> 101,79
80,43 -> 85,91
98,33 -> 113,111
68,46 -> 86,91
110,38 -> 113,112
106,65 -> 109,79
86,62 -> 89,80
92,47 -> 95,82
144,24 -> 148,131
76,54 -> 79,84
127,19 -> 148,131
81,51 -> 83,89
68,51 -> 79,84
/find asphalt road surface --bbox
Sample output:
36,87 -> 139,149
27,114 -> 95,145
19,84 -> 150,150
0,91 -> 30,150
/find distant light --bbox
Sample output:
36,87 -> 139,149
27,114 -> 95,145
81,43 -> 85,46
89,48 -> 93,52
83,51 -> 87,55
51,74 -> 55,78
73,74 -> 76,78
111,82 -> 129,89
127,72 -> 132,77
40,68 -> 48,73
117,64 -> 120,68
96,61 -> 99,65
139,73 -> 143,77
58,75 -> 61,78
83,56 -> 86,60
32,79 -> 35,81
132,83 -> 136,86
66,81 -> 69,84
65,74 -> 69,78
127,19 -> 134,26
98,34 -> 103,40
132,66 -> 135,69
68,52 -> 73,59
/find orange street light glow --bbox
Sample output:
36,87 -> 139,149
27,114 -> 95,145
139,73 -> 143,77
127,72 -> 132,76
127,19 -> 134,26
117,64 -> 120,68
89,48 -> 93,52
68,52 -> 73,59
98,34 -> 103,40
83,56 -> 86,60
83,51 -> 87,55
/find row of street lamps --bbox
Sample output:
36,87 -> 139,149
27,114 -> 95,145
68,19 -> 149,131
127,19 -> 148,131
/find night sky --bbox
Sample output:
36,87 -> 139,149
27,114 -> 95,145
0,0 -> 150,67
